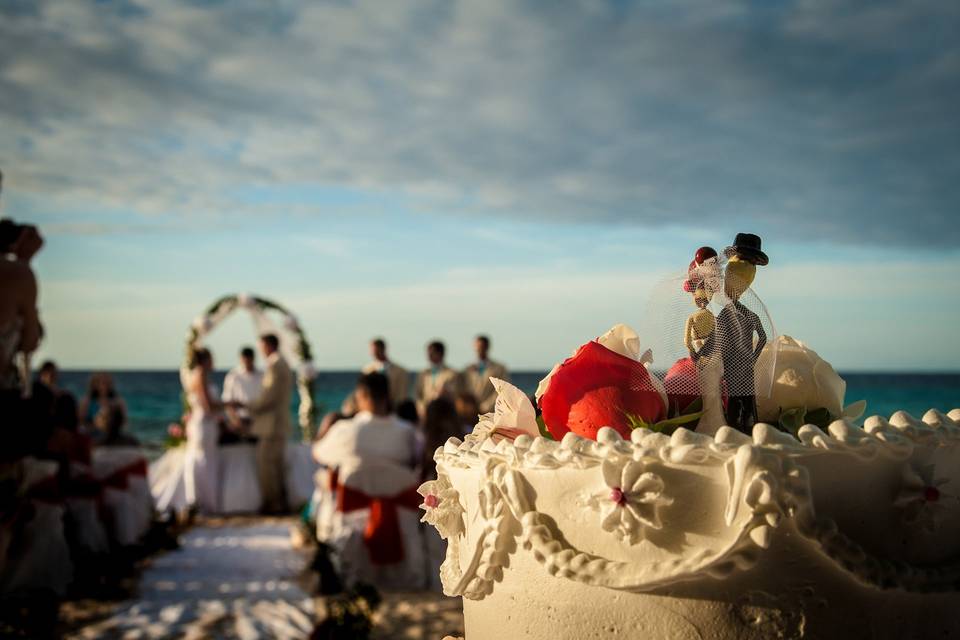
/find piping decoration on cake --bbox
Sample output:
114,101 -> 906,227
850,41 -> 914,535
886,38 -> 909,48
422,402 -> 960,600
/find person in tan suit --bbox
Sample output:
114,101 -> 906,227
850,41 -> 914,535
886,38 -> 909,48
247,333 -> 293,514
361,337 -> 409,409
414,340 -> 458,417
460,335 -> 509,414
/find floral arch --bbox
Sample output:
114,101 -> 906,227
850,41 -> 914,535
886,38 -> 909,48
184,293 -> 317,440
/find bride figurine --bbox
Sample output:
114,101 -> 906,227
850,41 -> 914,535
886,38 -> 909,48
683,247 -> 726,436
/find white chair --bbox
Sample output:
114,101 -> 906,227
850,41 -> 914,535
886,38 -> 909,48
0,458 -> 73,596
65,463 -> 110,555
93,447 -> 153,546
322,456 -> 426,590
218,443 -> 263,514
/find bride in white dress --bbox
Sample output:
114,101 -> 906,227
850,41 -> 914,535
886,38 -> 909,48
183,348 -> 229,514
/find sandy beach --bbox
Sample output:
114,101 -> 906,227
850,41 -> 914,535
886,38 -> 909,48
59,516 -> 464,639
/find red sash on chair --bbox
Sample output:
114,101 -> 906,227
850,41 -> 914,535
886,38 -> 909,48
333,469 -> 423,566
101,458 -> 148,491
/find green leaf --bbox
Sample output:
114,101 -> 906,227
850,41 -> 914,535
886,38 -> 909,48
624,412 -> 650,431
657,411 -> 704,428
536,415 -> 556,440
778,406 -> 806,436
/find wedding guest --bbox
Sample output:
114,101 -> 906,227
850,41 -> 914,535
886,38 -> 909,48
395,399 -> 419,426
454,392 -> 480,436
36,360 -> 59,394
313,372 -> 419,470
46,392 -> 92,465
414,341 -> 458,417
362,337 -> 410,408
222,346 -> 263,431
420,398 -> 462,482
460,335 -> 509,414
79,372 -> 127,432
0,216 -> 43,436
93,405 -> 140,447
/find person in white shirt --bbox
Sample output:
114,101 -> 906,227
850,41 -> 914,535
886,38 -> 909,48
222,346 -> 264,431
460,335 -> 510,414
414,340 -> 458,417
313,372 -> 419,469
361,337 -> 410,409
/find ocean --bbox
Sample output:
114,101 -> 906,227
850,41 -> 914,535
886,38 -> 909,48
58,370 -> 960,446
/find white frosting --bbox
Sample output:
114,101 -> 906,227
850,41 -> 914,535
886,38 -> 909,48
423,408 -> 960,639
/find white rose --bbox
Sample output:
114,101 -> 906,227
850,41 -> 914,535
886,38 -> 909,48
755,335 -> 848,422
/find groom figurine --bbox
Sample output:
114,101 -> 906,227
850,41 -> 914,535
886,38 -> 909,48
248,333 -> 293,514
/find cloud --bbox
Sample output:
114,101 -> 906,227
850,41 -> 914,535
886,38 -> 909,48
1,0 -> 958,245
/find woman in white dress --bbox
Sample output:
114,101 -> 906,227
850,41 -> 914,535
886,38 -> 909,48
183,348 -> 228,514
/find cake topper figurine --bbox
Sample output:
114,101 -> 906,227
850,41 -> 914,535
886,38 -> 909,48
698,233 -> 769,433
683,247 -> 726,434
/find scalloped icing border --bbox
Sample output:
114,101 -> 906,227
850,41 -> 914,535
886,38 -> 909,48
430,408 -> 960,600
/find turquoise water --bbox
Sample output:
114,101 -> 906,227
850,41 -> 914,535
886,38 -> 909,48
57,370 -> 960,445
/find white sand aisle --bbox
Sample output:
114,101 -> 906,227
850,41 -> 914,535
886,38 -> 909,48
68,520 -> 314,639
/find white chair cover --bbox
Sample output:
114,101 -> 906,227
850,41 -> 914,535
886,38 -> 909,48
323,456 -> 426,590
219,444 -> 262,514
93,447 -> 153,546
0,458 -> 73,596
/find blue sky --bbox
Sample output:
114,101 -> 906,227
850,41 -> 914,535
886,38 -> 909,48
1,0 -> 958,371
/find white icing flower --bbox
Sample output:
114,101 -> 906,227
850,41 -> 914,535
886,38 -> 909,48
893,463 -> 956,532
597,458 -> 672,544
418,475 -> 464,540
755,336 -> 862,422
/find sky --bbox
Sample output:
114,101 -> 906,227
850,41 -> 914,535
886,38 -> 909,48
1,0 -> 958,371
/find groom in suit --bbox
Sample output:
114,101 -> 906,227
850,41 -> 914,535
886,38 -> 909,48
248,333 -> 293,514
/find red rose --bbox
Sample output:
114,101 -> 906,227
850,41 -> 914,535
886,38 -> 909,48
539,341 -> 667,440
664,357 -> 727,416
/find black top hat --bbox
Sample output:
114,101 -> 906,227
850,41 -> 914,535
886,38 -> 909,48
724,232 -> 768,266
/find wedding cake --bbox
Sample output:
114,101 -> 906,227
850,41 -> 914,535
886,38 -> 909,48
418,241 -> 960,640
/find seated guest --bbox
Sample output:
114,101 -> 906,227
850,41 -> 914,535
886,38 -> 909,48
313,373 -> 419,470
460,334 -> 510,414
93,406 -> 140,447
361,337 -> 410,408
395,399 -> 419,426
222,346 -> 263,434
454,392 -> 480,436
79,372 -> 127,433
414,340 -> 458,417
35,359 -> 59,394
420,398 -> 463,482
46,391 -> 92,466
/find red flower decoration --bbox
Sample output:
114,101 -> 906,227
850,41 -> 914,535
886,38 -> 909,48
663,357 -> 728,417
540,341 -> 667,440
